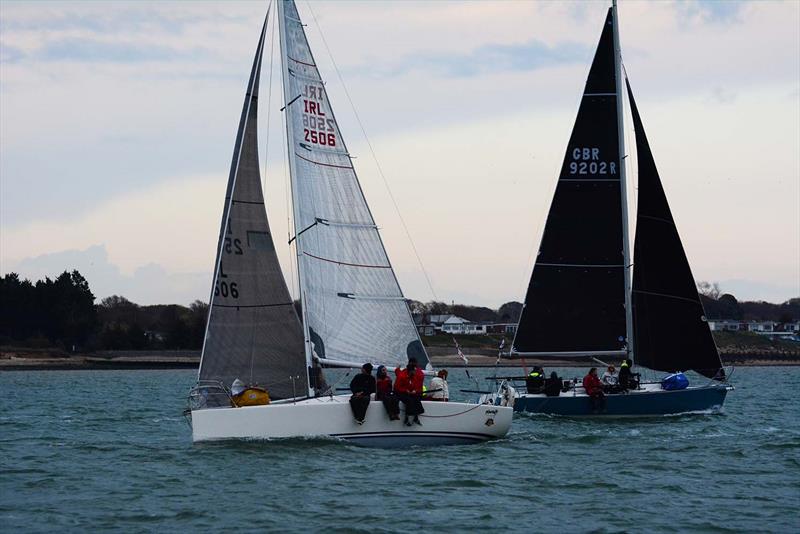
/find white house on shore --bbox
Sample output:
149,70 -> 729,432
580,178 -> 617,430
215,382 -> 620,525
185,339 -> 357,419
708,320 -> 800,334
412,314 -> 517,336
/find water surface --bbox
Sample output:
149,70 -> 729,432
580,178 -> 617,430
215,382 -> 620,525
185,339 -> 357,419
1,366 -> 798,532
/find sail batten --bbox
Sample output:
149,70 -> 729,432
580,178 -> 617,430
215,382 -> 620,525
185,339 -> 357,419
279,0 -> 428,369
512,8 -> 627,357
626,77 -> 724,380
198,7 -> 309,398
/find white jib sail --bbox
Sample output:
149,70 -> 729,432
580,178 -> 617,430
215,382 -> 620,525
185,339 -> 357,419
278,0 -> 428,370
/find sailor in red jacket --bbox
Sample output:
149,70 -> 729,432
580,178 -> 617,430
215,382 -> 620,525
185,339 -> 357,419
582,367 -> 605,412
395,357 -> 425,426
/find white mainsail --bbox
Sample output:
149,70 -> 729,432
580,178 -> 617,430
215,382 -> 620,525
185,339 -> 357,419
278,0 -> 428,369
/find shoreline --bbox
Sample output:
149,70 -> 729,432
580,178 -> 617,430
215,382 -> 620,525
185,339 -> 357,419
1,350 -> 798,371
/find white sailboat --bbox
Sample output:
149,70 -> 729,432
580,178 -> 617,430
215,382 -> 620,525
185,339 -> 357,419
188,1 -> 512,446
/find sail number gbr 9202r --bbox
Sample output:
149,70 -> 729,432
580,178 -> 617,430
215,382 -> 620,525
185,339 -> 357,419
301,84 -> 336,147
567,147 -> 617,176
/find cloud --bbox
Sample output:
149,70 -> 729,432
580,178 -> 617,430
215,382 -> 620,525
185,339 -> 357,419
677,0 -> 749,25
26,38 -> 205,64
707,85 -> 738,104
4,244 -> 210,306
359,39 -> 590,78
0,3 -> 247,36
0,42 -> 25,63
1,0 -> 798,308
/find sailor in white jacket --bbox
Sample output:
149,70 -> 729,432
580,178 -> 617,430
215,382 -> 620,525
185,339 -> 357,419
428,370 -> 449,402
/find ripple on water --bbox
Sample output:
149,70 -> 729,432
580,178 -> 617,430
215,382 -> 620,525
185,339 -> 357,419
0,367 -> 798,532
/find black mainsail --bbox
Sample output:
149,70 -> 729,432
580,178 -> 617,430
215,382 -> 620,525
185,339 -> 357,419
513,8 -> 627,356
626,79 -> 724,380
198,9 -> 309,398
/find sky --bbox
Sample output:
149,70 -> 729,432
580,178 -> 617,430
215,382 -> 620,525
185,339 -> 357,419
1,0 -> 798,308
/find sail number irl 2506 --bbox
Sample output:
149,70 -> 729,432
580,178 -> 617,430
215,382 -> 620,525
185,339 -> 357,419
568,147 -> 617,176
302,84 -> 336,147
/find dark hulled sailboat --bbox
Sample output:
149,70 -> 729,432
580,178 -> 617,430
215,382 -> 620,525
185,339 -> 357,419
506,1 -> 732,416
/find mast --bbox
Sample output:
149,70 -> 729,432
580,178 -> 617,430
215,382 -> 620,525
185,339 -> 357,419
612,0 -> 634,364
277,0 -> 315,396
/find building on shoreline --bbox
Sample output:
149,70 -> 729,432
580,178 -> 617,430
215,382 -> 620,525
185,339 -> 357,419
412,314 -> 517,336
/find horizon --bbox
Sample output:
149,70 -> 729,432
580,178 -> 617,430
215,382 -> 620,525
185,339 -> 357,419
2,0 -> 799,307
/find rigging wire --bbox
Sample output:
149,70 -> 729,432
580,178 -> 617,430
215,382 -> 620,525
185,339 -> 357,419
304,1 -> 439,302
263,0 -> 276,195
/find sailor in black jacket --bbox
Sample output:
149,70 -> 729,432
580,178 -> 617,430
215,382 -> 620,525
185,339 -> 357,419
349,363 -> 376,424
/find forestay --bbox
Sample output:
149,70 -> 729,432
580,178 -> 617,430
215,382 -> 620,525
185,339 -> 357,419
199,10 -> 309,399
278,0 -> 427,369
512,8 -> 627,356
626,78 -> 724,380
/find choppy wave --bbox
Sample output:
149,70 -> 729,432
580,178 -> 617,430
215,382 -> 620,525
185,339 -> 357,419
0,367 -> 798,531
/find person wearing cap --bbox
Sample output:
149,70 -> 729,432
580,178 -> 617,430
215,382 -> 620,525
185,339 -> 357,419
394,357 -> 425,426
601,364 -> 619,393
349,363 -> 376,425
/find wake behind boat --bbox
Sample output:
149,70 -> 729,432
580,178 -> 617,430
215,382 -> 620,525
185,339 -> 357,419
496,1 -> 733,417
187,0 -> 511,445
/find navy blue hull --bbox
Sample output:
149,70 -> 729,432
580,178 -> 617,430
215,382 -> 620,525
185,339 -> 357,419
513,385 -> 730,417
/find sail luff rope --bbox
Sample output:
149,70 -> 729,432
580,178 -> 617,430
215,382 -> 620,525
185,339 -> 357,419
263,0 -> 276,195
274,0 -> 299,305
621,63 -> 640,233
304,1 -> 439,302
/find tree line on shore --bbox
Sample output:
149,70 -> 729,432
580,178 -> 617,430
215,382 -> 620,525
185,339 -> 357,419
0,271 -> 207,351
0,271 -> 797,352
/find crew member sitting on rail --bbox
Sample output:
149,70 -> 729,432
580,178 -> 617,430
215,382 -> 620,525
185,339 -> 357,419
526,366 -> 545,394
544,371 -> 562,397
376,365 -> 400,420
602,365 -> 620,393
428,369 -> 449,401
582,367 -> 605,411
395,357 -> 425,426
349,363 -> 376,425
618,359 -> 634,391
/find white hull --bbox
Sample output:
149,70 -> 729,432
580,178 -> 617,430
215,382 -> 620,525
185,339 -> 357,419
191,395 -> 512,447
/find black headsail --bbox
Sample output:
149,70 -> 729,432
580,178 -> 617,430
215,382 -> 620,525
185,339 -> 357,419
198,9 -> 309,398
513,8 -> 627,356
626,78 -> 724,380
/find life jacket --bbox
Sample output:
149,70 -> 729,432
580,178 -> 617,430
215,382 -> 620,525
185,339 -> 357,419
526,370 -> 545,393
